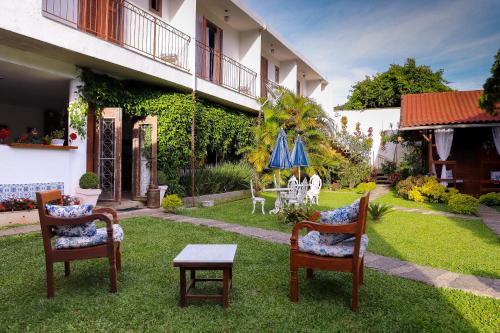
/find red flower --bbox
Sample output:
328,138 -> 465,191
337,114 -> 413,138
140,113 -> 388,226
0,128 -> 10,140
69,132 -> 77,141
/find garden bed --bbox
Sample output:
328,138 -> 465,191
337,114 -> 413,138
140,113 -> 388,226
0,210 -> 38,227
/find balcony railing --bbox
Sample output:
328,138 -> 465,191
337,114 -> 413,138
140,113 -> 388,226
195,41 -> 257,98
42,0 -> 191,71
261,78 -> 283,99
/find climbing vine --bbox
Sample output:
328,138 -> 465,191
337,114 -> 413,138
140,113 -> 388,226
76,70 -> 254,179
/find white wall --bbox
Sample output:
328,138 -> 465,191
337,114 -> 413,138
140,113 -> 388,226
280,60 -> 298,93
239,30 -> 261,95
331,108 -> 403,167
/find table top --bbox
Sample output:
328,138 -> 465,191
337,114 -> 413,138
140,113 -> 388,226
173,244 -> 237,265
263,185 -> 308,192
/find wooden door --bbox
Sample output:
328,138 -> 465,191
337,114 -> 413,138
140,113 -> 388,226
78,0 -> 123,44
96,108 -> 122,202
261,56 -> 268,98
201,17 -> 223,83
132,116 -> 158,201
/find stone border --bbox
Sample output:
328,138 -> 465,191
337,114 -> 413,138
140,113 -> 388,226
182,190 -> 250,205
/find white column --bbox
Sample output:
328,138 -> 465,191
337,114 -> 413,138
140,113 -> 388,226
67,78 -> 87,196
280,60 -> 298,93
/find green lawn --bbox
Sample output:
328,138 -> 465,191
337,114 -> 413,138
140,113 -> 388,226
0,217 -> 498,332
181,191 -> 500,278
373,190 -> 453,213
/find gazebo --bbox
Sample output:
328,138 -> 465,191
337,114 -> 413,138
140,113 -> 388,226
399,90 -> 500,194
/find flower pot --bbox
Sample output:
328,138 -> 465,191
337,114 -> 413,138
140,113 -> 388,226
159,185 -> 168,201
75,187 -> 102,206
51,139 -> 65,146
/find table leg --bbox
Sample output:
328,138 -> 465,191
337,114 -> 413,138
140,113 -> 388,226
270,192 -> 282,214
223,268 -> 230,309
229,267 -> 233,289
179,268 -> 186,307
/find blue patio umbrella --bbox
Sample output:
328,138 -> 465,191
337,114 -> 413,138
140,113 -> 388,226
290,135 -> 309,181
269,128 -> 293,186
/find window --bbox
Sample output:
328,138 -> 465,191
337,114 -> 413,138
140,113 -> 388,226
150,0 -> 162,16
274,66 -> 280,83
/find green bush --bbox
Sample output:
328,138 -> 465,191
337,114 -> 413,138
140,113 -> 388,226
419,177 -> 448,203
479,192 -> 500,206
448,194 -> 479,215
355,182 -> 376,194
79,172 -> 99,189
162,194 -> 183,213
368,203 -> 393,221
380,161 -> 397,175
395,175 -> 425,199
277,205 -> 316,225
180,161 -> 255,196
338,160 -> 371,188
408,187 -> 425,203
157,170 -> 168,185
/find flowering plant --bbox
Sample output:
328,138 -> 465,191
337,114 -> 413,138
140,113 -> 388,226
69,132 -> 77,145
0,128 -> 10,143
0,195 -> 80,212
16,128 -> 43,144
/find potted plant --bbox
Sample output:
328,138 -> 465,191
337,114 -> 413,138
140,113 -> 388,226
75,172 -> 101,206
51,129 -> 65,146
158,170 -> 169,200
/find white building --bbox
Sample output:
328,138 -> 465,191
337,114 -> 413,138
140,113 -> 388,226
0,0 -> 330,203
331,108 -> 404,168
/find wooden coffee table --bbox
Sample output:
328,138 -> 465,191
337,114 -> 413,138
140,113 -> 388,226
173,244 -> 237,309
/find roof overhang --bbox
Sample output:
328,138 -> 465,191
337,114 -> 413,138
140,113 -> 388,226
399,123 -> 500,131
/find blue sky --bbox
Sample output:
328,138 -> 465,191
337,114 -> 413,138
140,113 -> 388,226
240,0 -> 500,106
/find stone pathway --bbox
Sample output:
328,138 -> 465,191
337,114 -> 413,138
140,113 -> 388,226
479,205 -> 500,237
2,208 -> 498,299
369,184 -> 390,200
391,206 -> 480,220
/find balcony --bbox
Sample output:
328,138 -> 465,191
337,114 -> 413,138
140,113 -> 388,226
195,41 -> 257,98
42,0 -> 191,71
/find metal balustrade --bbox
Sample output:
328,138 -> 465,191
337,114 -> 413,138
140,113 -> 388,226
195,41 -> 257,98
42,0 -> 190,71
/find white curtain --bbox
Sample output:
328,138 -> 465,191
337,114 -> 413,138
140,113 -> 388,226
434,129 -> 454,186
493,127 -> 500,155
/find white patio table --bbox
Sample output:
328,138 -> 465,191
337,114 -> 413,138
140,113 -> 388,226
263,184 -> 309,214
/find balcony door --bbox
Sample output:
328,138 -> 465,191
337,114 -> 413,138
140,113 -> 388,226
201,17 -> 223,84
78,0 -> 124,45
261,57 -> 268,98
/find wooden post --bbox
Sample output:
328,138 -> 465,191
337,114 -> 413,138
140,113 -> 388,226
422,130 -> 433,175
86,105 -> 96,172
191,91 -> 196,207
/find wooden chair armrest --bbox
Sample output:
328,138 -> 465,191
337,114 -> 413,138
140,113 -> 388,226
290,220 -> 357,245
45,214 -> 116,245
308,211 -> 321,222
93,207 -> 119,224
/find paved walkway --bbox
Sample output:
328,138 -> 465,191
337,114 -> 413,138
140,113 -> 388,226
2,208 -> 498,299
479,205 -> 500,237
391,206 -> 480,220
369,184 -> 390,200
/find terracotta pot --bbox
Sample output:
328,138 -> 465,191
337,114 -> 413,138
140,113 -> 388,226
75,187 -> 102,206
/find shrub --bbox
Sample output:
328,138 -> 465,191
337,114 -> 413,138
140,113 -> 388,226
368,203 -> 393,221
419,177 -> 448,203
157,170 -> 168,186
51,129 -> 65,139
355,182 -> 376,194
330,182 -> 341,191
395,175 -> 425,199
162,194 -> 183,213
180,161 -> 255,196
79,172 -> 99,189
448,194 -> 479,215
338,160 -> 371,188
479,192 -> 500,206
380,161 -> 397,175
277,205 -> 316,225
408,187 -> 425,202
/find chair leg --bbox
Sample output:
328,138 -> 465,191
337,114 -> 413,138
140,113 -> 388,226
290,266 -> 299,302
352,269 -> 359,312
252,200 -> 256,214
116,244 -> 122,273
108,254 -> 117,293
360,258 -> 364,285
64,261 -> 70,277
306,268 -> 314,282
261,201 -> 265,215
46,261 -> 55,298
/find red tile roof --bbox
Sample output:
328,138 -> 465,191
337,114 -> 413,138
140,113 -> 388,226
400,90 -> 500,128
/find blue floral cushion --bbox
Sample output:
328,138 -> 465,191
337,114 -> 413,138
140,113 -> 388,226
318,200 -> 360,244
46,204 -> 96,237
298,230 -> 368,257
54,224 -> 124,249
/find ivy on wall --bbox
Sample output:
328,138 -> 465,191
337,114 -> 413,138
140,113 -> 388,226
77,70 -> 255,177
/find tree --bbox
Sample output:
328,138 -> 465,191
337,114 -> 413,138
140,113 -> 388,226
343,58 -> 452,109
479,49 -> 500,115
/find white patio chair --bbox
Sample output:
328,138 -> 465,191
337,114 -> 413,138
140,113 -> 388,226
250,180 -> 265,214
288,179 -> 308,207
283,176 -> 299,205
306,174 -> 322,205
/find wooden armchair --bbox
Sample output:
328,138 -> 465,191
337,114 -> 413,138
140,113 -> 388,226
36,190 -> 122,298
290,193 -> 369,311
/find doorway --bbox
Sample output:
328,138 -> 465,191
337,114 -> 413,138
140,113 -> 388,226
201,17 -> 223,83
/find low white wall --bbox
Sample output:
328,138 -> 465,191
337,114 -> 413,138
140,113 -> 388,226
331,108 -> 403,167
0,145 -> 80,195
